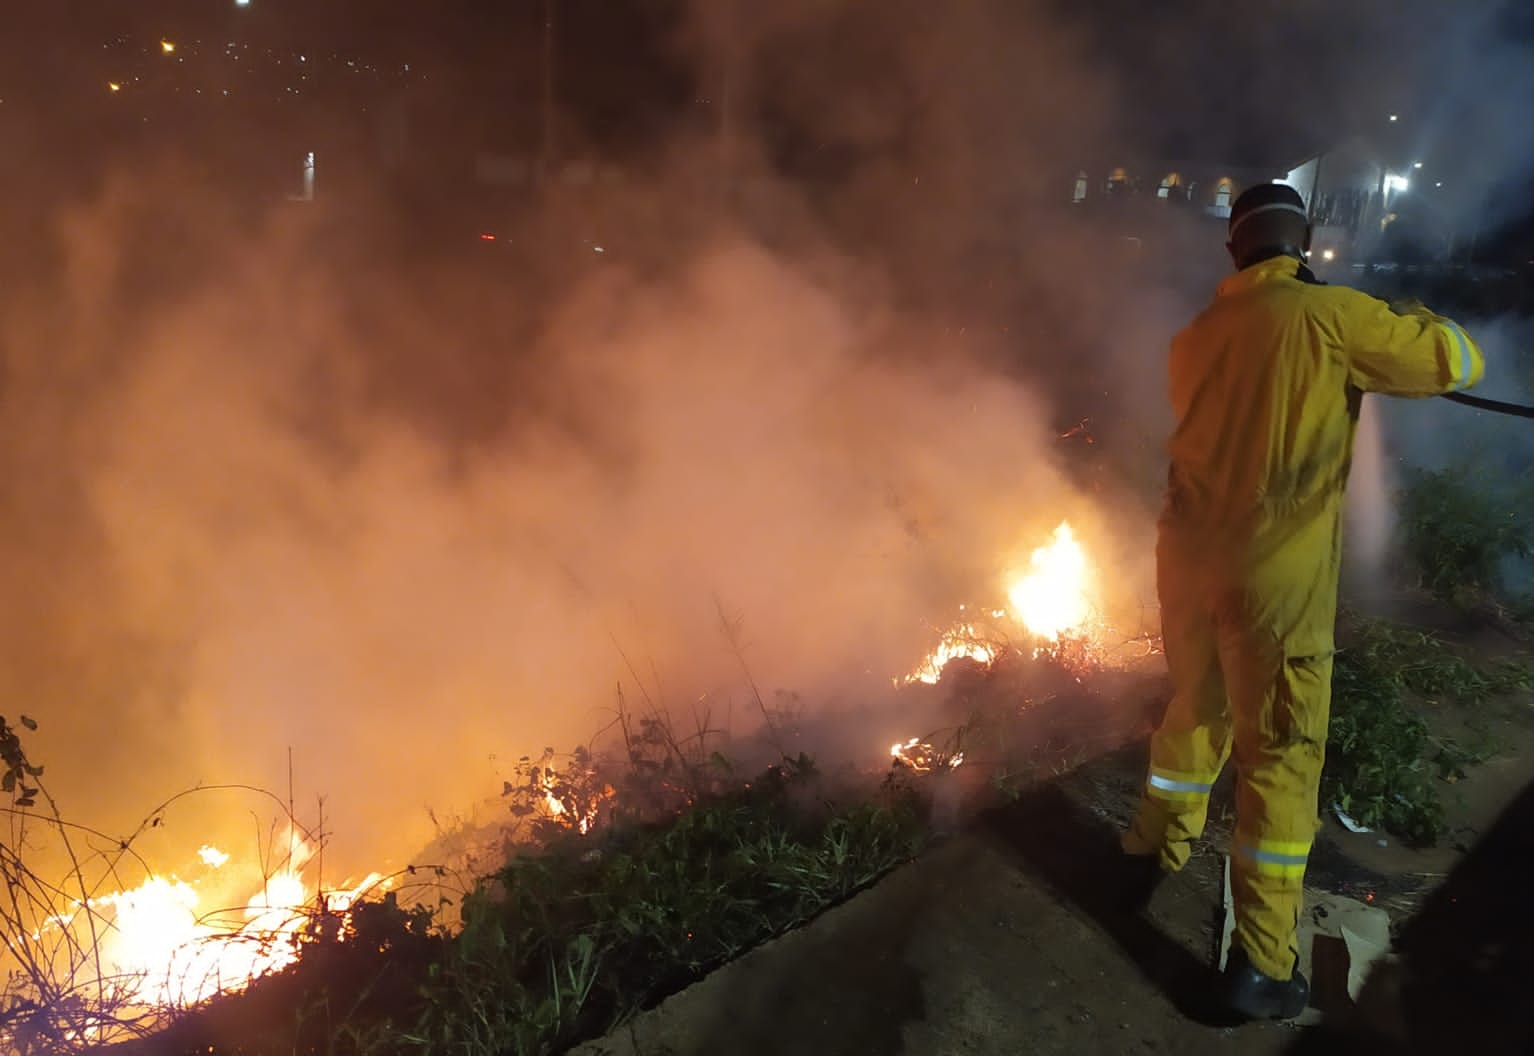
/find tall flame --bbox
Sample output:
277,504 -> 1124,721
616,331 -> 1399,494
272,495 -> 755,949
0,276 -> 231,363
1006,522 -> 1093,641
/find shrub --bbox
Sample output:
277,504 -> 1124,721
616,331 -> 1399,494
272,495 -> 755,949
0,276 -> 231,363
1399,466 -> 1530,604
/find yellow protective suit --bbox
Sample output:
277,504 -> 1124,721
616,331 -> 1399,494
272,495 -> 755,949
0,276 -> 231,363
1124,254 -> 1484,981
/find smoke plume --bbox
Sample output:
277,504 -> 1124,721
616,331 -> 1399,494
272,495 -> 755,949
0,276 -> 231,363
3,0 -> 1532,879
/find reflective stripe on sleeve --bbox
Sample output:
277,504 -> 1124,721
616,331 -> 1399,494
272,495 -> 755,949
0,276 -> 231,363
1235,839 -> 1312,879
1443,320 -> 1474,390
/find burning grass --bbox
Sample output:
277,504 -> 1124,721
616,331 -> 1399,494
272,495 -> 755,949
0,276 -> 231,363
0,517 -> 1153,1054
900,519 -> 1115,688
0,717 -> 406,1052
3,659 -> 1140,1053
0,680 -> 947,1055
11,505 -> 1523,1052
74,743 -> 926,1056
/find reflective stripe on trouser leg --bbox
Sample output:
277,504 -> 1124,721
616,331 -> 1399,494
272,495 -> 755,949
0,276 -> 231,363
1124,765 -> 1223,871
1227,645 -> 1333,982
1123,535 -> 1234,871
1147,768 -> 1216,800
1230,837 -> 1312,980
1236,839 -> 1311,878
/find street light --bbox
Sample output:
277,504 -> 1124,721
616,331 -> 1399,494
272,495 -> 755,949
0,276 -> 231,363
1389,114 -> 1399,122
1413,161 -> 1423,169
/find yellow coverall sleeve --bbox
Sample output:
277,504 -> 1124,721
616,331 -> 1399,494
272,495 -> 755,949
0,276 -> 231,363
1341,294 -> 1485,397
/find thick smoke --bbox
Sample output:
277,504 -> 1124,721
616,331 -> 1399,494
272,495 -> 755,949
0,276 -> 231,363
1,174 -> 1112,875
3,0 -> 1532,880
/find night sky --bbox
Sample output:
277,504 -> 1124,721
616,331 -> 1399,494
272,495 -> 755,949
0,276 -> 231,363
3,2 -> 1520,156
3,1 -> 1532,254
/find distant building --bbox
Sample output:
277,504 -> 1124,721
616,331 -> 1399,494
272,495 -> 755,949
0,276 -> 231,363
1062,136 -> 1452,265
1278,138 -> 1446,263
1061,156 -> 1284,220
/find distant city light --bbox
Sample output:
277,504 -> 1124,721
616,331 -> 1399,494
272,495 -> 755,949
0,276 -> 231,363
161,40 -> 176,54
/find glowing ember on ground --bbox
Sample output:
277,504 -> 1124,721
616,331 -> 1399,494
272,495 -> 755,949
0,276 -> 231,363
1006,522 -> 1093,641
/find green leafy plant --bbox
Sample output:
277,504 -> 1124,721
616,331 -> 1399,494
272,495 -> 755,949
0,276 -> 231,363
0,713 -> 44,808
392,753 -> 924,1055
1324,618 -> 1529,845
1346,616 -> 1529,698
1327,650 -> 1447,845
1399,466 -> 1530,604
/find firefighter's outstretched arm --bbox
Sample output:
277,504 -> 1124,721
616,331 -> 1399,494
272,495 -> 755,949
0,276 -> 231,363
1342,293 -> 1484,397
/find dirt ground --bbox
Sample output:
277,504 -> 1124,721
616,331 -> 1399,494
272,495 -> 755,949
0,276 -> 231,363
574,608 -> 1534,1056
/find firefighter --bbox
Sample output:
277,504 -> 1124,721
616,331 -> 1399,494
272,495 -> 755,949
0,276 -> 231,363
1122,182 -> 1484,1020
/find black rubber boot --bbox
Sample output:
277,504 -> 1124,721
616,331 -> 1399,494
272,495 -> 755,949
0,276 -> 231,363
1223,948 -> 1311,1020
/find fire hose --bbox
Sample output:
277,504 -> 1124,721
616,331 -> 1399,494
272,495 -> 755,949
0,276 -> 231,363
1439,391 -> 1534,418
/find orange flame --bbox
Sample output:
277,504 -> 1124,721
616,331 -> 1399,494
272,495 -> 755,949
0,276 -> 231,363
901,520 -> 1099,686
40,832 -> 391,1024
1005,522 -> 1094,641
901,624 -> 997,686
890,737 -> 965,772
535,752 -> 614,835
